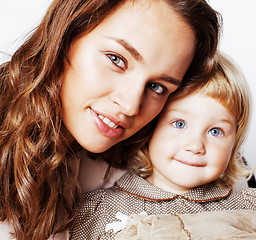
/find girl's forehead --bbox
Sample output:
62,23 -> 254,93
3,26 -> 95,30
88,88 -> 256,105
163,92 -> 228,115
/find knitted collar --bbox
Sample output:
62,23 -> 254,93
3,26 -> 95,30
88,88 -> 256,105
115,170 -> 232,203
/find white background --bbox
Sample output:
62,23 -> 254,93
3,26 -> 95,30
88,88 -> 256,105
0,1 -> 255,173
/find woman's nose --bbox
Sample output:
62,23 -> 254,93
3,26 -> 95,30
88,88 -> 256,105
111,77 -> 145,117
184,133 -> 206,155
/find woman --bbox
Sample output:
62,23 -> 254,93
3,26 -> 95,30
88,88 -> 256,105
0,0 -> 221,239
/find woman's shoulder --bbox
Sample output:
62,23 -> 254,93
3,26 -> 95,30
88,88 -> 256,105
0,221 -> 13,240
0,221 -> 68,240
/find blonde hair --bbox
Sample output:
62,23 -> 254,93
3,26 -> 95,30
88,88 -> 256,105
136,53 -> 252,187
0,0 -> 221,239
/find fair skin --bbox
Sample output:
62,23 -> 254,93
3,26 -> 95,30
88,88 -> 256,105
60,0 -> 196,153
147,93 -> 237,195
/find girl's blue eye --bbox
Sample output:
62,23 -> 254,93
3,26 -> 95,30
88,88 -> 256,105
209,128 -> 223,137
107,54 -> 125,69
172,120 -> 186,129
148,83 -> 165,94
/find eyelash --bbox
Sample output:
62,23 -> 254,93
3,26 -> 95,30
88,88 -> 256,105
208,128 -> 223,137
172,120 -> 186,129
171,121 -> 224,138
106,53 -> 127,70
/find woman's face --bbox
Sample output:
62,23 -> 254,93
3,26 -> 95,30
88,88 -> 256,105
61,0 -> 196,153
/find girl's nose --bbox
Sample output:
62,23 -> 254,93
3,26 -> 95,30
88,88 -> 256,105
184,133 -> 206,155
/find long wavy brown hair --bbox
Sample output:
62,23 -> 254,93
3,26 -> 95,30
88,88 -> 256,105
0,0 -> 221,239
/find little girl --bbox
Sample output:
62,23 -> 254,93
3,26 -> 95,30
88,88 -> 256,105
70,54 -> 256,239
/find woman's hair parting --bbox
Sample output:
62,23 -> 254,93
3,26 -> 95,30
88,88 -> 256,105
136,53 -> 252,187
0,0 -> 221,239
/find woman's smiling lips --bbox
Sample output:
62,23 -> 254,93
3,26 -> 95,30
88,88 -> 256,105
90,108 -> 125,138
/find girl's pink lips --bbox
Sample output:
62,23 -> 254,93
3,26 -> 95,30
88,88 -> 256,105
90,108 -> 124,138
175,159 -> 205,167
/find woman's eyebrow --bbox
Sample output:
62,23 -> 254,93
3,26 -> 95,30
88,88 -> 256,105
160,76 -> 181,87
105,37 -> 144,62
105,36 -> 181,86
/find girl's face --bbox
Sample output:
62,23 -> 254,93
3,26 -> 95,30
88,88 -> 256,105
61,0 -> 196,153
148,93 -> 237,194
